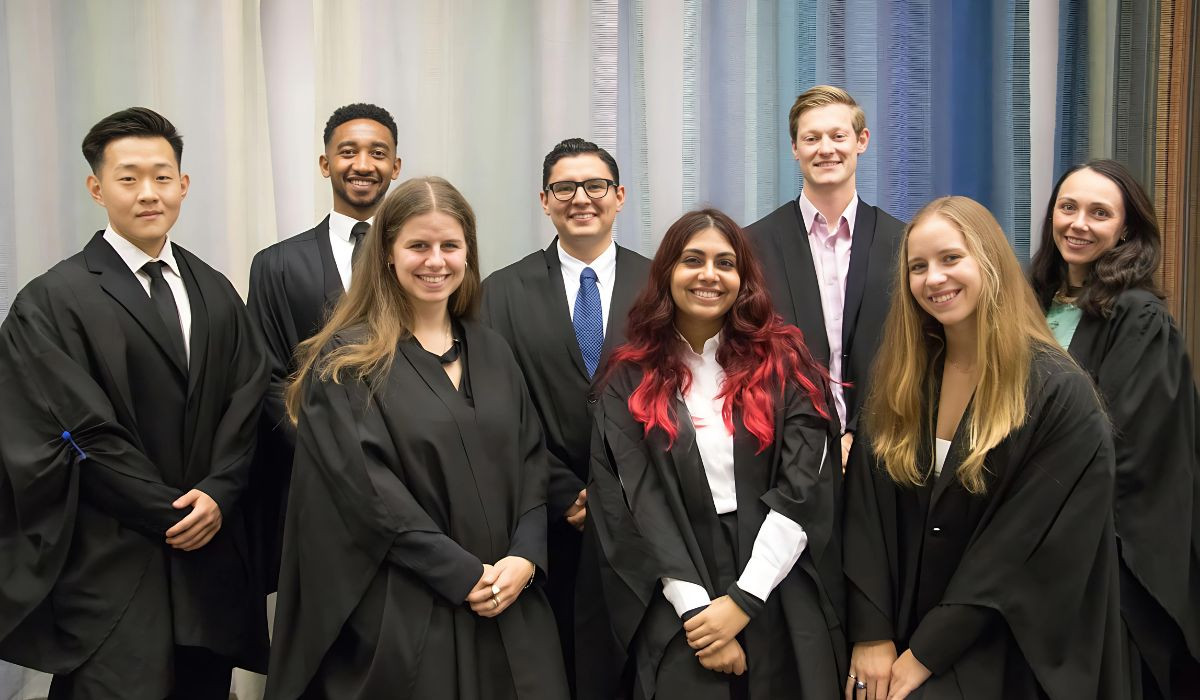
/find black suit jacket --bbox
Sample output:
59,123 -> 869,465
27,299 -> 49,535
246,216 -> 343,586
480,240 -> 651,518
746,199 -> 904,433
0,232 -> 269,676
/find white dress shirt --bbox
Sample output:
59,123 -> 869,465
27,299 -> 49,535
797,191 -> 858,432
660,333 -> 812,616
558,239 -> 617,336
328,210 -> 373,291
103,226 -> 192,362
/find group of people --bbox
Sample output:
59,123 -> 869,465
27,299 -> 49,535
0,84 -> 1196,700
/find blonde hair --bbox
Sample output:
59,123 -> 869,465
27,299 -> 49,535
285,177 -> 480,422
788,85 -> 867,142
865,196 -> 1062,493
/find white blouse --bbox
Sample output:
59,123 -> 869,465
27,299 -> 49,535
660,333 -> 813,616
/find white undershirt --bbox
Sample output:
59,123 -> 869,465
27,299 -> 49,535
327,210 -> 373,291
558,239 -> 616,336
103,226 -> 192,362
660,333 -> 811,616
934,438 -> 952,477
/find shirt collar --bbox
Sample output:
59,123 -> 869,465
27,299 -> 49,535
329,210 -> 374,243
103,225 -> 180,277
797,191 -> 859,242
557,237 -> 616,282
678,330 -> 722,362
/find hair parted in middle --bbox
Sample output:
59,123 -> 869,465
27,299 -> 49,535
865,195 -> 1064,494
788,84 -> 867,143
285,176 -> 479,422
605,207 -> 831,453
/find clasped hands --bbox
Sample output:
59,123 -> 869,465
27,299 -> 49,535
466,555 -> 535,618
683,595 -> 750,676
165,489 -> 222,551
845,640 -> 931,700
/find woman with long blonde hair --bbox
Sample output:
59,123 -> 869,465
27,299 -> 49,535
264,177 -> 567,700
842,196 -> 1122,699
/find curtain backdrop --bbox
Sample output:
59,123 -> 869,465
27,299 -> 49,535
0,0 -> 1048,320
0,1 -> 1170,698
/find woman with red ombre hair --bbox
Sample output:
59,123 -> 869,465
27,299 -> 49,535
586,208 -> 847,699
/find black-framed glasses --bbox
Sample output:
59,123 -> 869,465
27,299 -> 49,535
546,178 -> 616,201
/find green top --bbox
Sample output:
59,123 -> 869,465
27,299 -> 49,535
1046,300 -> 1083,350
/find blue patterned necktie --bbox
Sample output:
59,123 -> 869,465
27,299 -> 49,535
573,267 -> 603,377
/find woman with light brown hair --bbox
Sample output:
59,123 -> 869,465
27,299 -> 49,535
264,177 -> 567,700
842,196 -> 1123,699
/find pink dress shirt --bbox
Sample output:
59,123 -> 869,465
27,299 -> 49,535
797,192 -> 858,433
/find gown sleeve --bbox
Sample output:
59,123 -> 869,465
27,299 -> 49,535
1086,294 -> 1200,654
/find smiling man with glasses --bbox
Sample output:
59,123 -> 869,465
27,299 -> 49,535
481,137 -> 650,698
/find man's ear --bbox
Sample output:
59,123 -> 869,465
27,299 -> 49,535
87,174 -> 104,206
319,154 -> 331,178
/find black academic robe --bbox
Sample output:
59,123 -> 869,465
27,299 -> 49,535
1061,288 -> 1200,696
843,349 -> 1125,699
480,239 -> 651,695
264,319 -> 568,700
745,200 -> 903,433
246,216 -> 344,590
0,233 -> 270,693
588,362 -> 847,700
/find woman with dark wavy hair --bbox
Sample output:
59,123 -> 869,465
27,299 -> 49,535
587,208 -> 846,699
1030,160 -> 1200,699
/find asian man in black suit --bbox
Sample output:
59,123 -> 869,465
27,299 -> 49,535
481,138 -> 650,698
246,103 -> 402,586
0,107 -> 268,699
746,85 -> 904,467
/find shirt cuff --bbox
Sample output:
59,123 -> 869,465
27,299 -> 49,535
735,509 -> 808,602
661,578 -> 712,619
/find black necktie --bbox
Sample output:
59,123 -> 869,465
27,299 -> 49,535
142,261 -> 187,366
351,221 -> 370,265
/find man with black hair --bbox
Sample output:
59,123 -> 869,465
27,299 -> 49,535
481,137 -> 650,698
246,103 -> 402,587
0,107 -> 269,699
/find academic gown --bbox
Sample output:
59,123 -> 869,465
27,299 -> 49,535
247,216 -> 344,590
264,319 -> 568,700
1061,288 -> 1200,697
843,349 -> 1125,699
588,362 -> 847,700
480,239 -> 651,697
745,200 -> 903,433
0,233 -> 270,695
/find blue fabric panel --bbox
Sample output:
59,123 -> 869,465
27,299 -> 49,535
1054,0 -> 1090,178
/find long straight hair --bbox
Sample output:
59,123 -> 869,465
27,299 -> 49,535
1029,159 -> 1164,317
285,177 -> 480,422
606,208 -> 831,453
865,196 -> 1062,493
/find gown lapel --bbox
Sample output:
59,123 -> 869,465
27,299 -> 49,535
84,234 -> 189,379
541,241 -> 591,380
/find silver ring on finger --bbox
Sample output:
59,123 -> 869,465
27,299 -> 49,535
848,672 -> 857,680
855,680 -> 867,690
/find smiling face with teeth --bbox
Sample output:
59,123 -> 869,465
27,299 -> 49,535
321,118 -> 402,221
1050,167 -> 1125,287
791,103 -> 869,196
670,227 -> 741,343
540,153 -> 625,262
388,210 -> 467,313
906,214 -> 982,331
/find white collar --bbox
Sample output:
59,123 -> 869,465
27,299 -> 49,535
557,238 -> 617,281
102,225 -> 181,277
329,210 -> 374,243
